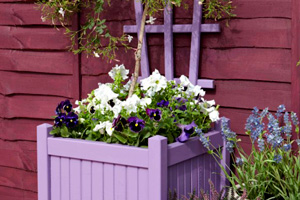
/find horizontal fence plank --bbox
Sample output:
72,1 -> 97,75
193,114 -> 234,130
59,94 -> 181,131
173,0 -> 291,19
48,137 -> 149,168
0,118 -> 52,141
81,75 -> 112,98
0,4 -> 53,25
0,50 -> 74,74
0,166 -> 37,192
0,139 -> 37,172
0,95 -> 69,119
0,26 -> 70,50
0,71 -> 73,97
205,80 -> 291,111
202,18 -> 291,49
168,131 -> 222,166
0,185 -> 37,200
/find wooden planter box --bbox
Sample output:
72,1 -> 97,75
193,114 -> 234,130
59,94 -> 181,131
37,121 -> 229,200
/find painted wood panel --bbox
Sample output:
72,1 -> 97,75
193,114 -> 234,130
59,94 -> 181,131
0,185 -> 37,200
0,50 -> 74,74
0,27 -> 70,50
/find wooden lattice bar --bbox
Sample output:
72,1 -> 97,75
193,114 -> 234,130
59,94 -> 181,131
124,0 -> 220,88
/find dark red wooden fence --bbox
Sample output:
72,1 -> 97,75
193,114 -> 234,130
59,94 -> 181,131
0,0 -> 298,199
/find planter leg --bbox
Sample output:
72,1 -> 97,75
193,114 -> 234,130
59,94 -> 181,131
148,136 -> 168,200
37,123 -> 52,200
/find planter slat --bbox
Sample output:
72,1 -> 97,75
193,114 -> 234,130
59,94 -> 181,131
126,167 -> 138,200
91,162 -> 104,200
61,157 -> 70,200
70,159 -> 81,200
50,156 -> 60,200
82,160 -> 92,200
48,137 -> 149,168
38,121 -> 229,200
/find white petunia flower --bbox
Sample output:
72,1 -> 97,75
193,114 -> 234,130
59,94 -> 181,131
94,84 -> 119,103
191,85 -> 206,97
58,8 -> 65,18
108,64 -> 129,81
140,97 -> 152,108
127,35 -> 133,43
121,94 -> 140,114
93,51 -> 100,58
140,69 -> 167,97
146,16 -> 156,24
41,16 -> 46,22
209,110 -> 219,122
179,75 -> 192,87
79,118 -> 85,123
124,79 -> 132,91
73,106 -> 81,114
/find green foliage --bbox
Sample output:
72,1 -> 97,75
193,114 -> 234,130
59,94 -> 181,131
200,107 -> 300,200
37,0 -> 235,61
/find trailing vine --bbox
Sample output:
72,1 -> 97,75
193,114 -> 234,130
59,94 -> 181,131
37,0 -> 235,96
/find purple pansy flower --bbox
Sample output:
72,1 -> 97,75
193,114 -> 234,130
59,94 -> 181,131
157,100 -> 169,107
176,121 -> 197,143
90,106 -> 95,114
175,97 -> 187,103
63,100 -> 73,112
65,112 -> 78,128
54,113 -> 66,127
146,108 -> 162,121
178,105 -> 187,111
128,117 -> 145,133
55,101 -> 64,114
112,115 -> 127,132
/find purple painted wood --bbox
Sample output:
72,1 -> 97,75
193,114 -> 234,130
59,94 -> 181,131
50,156 -> 60,200
91,162 -> 104,200
164,3 -> 174,80
61,158 -> 70,200
37,123 -> 52,200
37,121 -> 229,200
189,0 -> 202,85
123,1 -> 220,88
148,135 -> 168,199
82,161 -> 92,200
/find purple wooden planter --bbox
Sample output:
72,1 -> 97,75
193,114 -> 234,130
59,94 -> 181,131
37,120 -> 229,200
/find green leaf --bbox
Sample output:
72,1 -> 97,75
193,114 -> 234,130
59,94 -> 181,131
61,126 -> 69,137
114,133 -> 127,144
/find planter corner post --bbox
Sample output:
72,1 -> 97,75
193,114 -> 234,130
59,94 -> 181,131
148,135 -> 168,200
37,123 -> 52,200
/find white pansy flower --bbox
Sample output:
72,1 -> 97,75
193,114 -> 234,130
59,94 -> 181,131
58,8 -> 65,18
127,35 -> 133,43
73,106 -> 81,114
94,84 -> 118,103
108,64 -> 129,81
93,121 -> 114,136
93,51 -> 100,58
209,110 -> 219,122
112,104 -> 122,118
141,69 -> 167,97
146,16 -> 156,24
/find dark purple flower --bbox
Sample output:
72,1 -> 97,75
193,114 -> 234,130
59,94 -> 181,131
175,97 -> 187,103
146,108 -> 162,121
65,112 -> 78,128
90,106 -> 95,114
157,100 -> 169,107
179,105 -> 187,111
127,117 -> 145,133
63,100 -> 72,112
55,101 -> 64,114
112,115 -> 127,132
54,113 -> 66,127
176,121 -> 197,143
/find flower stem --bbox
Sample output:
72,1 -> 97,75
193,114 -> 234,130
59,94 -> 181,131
128,3 -> 149,97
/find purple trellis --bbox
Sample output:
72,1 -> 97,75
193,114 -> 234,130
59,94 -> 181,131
124,0 -> 220,88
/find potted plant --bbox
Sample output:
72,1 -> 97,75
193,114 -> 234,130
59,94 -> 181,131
199,105 -> 300,200
36,0 -> 235,199
37,65 -> 229,199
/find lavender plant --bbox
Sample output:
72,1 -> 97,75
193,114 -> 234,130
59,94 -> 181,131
50,65 -> 219,147
198,105 -> 300,199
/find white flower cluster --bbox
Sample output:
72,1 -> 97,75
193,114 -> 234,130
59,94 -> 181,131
140,69 -> 168,96
108,64 -> 129,81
